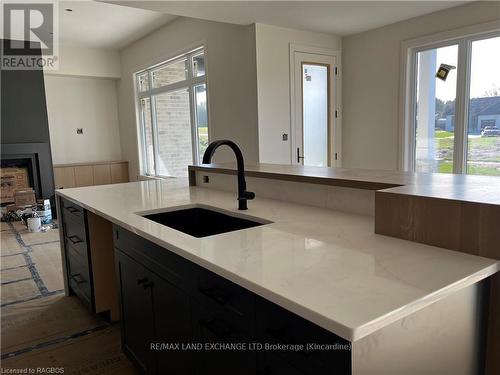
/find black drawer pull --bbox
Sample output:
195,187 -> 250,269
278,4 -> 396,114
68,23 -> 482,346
66,206 -> 80,214
199,286 -> 229,305
199,318 -> 231,340
143,281 -> 154,289
68,235 -> 83,244
137,277 -> 154,289
71,273 -> 86,284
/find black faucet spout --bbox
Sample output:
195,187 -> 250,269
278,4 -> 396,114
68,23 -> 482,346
202,140 -> 255,210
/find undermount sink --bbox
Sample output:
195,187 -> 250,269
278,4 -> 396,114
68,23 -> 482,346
139,205 -> 271,238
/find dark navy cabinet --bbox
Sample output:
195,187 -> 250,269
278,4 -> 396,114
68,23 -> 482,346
60,198 -> 94,312
113,225 -> 351,375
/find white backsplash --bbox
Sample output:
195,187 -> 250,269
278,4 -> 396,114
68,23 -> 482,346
194,171 -> 375,216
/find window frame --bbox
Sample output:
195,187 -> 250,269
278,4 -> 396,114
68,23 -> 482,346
399,21 -> 500,173
134,46 -> 208,177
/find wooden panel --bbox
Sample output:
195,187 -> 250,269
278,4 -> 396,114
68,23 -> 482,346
375,192 -> 500,375
110,162 -> 129,184
54,167 -> 76,189
74,166 -> 93,187
87,211 -> 120,321
93,164 -> 111,185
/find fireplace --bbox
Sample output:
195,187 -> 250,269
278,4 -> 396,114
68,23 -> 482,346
1,157 -> 41,205
1,143 -> 55,213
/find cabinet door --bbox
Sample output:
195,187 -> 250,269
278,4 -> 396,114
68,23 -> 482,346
192,302 -> 256,375
116,250 -> 156,374
151,272 -> 194,375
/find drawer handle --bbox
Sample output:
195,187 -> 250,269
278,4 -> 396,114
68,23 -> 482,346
71,273 -> 86,284
68,235 -> 83,244
199,286 -> 246,316
199,286 -> 229,305
137,277 -> 154,289
66,206 -> 80,214
199,318 -> 231,340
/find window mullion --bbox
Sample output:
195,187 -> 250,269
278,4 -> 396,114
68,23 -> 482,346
453,39 -> 471,174
187,52 -> 198,164
149,88 -> 160,176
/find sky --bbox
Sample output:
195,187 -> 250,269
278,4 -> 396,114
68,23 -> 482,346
434,36 -> 500,101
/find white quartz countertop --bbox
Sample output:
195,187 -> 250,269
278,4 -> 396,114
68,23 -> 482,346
56,179 -> 499,341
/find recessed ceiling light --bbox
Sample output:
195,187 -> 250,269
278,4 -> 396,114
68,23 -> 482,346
65,8 -> 73,12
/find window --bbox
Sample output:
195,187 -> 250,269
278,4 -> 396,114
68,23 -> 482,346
135,47 -> 208,177
402,28 -> 500,176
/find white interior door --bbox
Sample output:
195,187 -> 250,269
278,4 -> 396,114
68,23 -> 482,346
293,52 -> 337,167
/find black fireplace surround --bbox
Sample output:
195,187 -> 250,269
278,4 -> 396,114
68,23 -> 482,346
1,40 -> 56,214
1,143 -> 54,205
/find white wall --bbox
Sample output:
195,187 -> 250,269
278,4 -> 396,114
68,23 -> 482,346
255,23 -> 341,164
342,1 -> 500,171
49,44 -> 121,79
45,75 -> 122,164
118,17 -> 259,180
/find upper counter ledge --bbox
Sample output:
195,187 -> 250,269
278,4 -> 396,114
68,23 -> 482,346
189,163 -> 500,206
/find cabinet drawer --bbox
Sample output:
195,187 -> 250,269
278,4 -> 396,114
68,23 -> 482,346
113,226 -> 194,292
256,299 -> 351,375
61,199 -> 85,224
66,239 -> 88,267
67,251 -> 93,310
63,214 -> 87,256
196,267 -> 254,320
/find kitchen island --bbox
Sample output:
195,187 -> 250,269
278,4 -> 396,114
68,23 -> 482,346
56,172 -> 499,375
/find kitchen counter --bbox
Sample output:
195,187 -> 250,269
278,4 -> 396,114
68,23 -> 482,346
56,178 -> 499,342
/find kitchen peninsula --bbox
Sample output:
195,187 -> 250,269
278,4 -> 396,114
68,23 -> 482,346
56,164 -> 500,375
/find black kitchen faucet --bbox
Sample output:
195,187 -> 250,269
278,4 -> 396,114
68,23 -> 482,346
202,140 -> 255,210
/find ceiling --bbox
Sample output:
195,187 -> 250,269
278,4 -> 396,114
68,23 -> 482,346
110,1 -> 468,36
57,1 -> 176,49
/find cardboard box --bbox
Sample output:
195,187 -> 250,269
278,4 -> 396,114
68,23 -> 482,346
0,168 -> 30,204
14,189 -> 36,206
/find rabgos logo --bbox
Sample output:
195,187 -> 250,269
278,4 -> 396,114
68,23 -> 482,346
1,0 -> 59,70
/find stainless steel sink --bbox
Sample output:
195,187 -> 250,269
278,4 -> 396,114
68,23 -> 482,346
138,205 -> 271,238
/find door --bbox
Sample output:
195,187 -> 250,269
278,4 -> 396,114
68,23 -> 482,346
293,52 -> 337,167
116,251 -> 156,374
152,272 -> 194,374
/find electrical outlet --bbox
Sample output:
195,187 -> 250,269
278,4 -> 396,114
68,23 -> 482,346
76,128 -> 83,134
282,133 -> 288,141
202,175 -> 209,183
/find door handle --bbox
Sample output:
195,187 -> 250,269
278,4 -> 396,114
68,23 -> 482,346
296,147 -> 304,163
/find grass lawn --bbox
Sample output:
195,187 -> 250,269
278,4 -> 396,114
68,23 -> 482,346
433,131 -> 500,175
435,130 -> 454,138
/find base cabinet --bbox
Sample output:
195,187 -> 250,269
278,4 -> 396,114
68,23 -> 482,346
115,250 -> 193,375
113,225 -> 351,375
